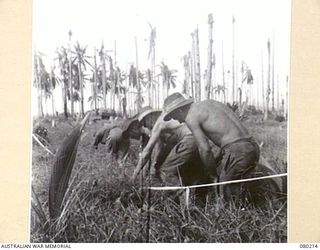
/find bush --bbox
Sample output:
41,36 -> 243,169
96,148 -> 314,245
101,109 -> 116,120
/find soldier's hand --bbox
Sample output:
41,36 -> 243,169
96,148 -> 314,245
199,148 -> 217,178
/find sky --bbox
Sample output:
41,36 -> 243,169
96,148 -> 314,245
32,0 -> 292,115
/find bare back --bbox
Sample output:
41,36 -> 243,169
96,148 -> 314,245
186,100 -> 249,148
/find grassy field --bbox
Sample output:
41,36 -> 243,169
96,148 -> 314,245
30,114 -> 287,243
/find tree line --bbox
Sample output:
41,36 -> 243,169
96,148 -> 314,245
34,14 -> 288,120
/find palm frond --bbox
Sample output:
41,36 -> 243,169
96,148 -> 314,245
48,112 -> 91,220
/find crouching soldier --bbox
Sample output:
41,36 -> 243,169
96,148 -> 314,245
135,92 -> 283,206
133,110 -> 212,205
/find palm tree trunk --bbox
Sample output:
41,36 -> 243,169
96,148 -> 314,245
135,37 -> 142,111
264,39 -> 271,120
206,14 -> 214,100
51,93 -> 55,117
63,81 -> 68,119
277,74 -> 279,111
222,43 -> 226,103
127,86 -> 131,116
78,62 -> 84,117
239,88 -> 242,106
195,28 -> 201,102
153,48 -> 158,109
189,51 -> 194,98
162,79 -> 165,103
152,49 -> 157,108
261,52 -> 265,114
118,93 -> 122,115
236,61 -> 239,103
191,32 -> 196,99
157,74 -> 160,108
69,48 -> 73,117
212,55 -> 216,100
147,72 -> 151,106
112,70 -> 119,110
35,56 -> 44,117
272,36 -> 275,112
285,75 -> 288,120
44,95 -> 48,117
226,71 -> 230,103
37,76 -> 44,118
101,56 -> 107,110
183,54 -> 190,97
241,63 -> 245,104
49,72 -> 55,117
109,90 -> 113,110
93,48 -> 98,114
148,82 -> 151,107
256,77 -> 259,108
125,63 -> 129,116
68,31 -> 74,117
281,97 -> 285,117
113,42 -> 117,111
232,16 -> 235,103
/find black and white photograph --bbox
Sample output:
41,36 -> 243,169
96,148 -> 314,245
30,0 -> 290,243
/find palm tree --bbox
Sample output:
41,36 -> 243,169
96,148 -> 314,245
232,16 -> 236,103
107,56 -> 117,110
240,62 -> 254,105
244,69 -> 254,105
34,51 -> 59,117
112,66 -> 127,113
134,37 -> 142,112
159,61 -> 177,100
55,47 -> 70,118
261,52 -> 265,114
206,14 -> 214,100
41,61 -> 51,115
33,52 -> 44,117
89,54 -> 101,113
147,22 -> 157,108
49,66 -> 59,116
71,63 -> 83,113
143,68 -> 157,106
129,64 -> 138,111
182,53 -> 190,97
68,30 -> 74,116
88,63 -> 109,113
194,28 -> 201,101
221,43 -> 226,103
213,84 -> 226,102
89,47 -> 99,114
272,36 -> 275,112
73,41 -> 92,117
129,64 -> 144,112
188,51 -> 194,98
98,43 -> 108,110
265,39 -> 271,120
88,94 -> 103,111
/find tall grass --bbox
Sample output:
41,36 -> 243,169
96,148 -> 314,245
30,115 -> 287,243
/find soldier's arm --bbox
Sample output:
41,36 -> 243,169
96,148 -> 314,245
149,140 -> 164,178
132,122 -> 162,181
101,124 -> 119,144
140,126 -> 151,137
186,114 -> 217,177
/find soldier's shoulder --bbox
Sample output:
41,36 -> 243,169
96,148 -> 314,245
199,99 -> 227,108
190,100 -> 216,109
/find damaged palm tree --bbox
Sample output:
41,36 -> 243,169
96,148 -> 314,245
49,111 -> 91,220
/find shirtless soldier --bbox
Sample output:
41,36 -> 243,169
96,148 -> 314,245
134,109 -> 211,204
133,92 -> 281,204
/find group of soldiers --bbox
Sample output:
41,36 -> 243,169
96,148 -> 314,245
94,92 -> 284,206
